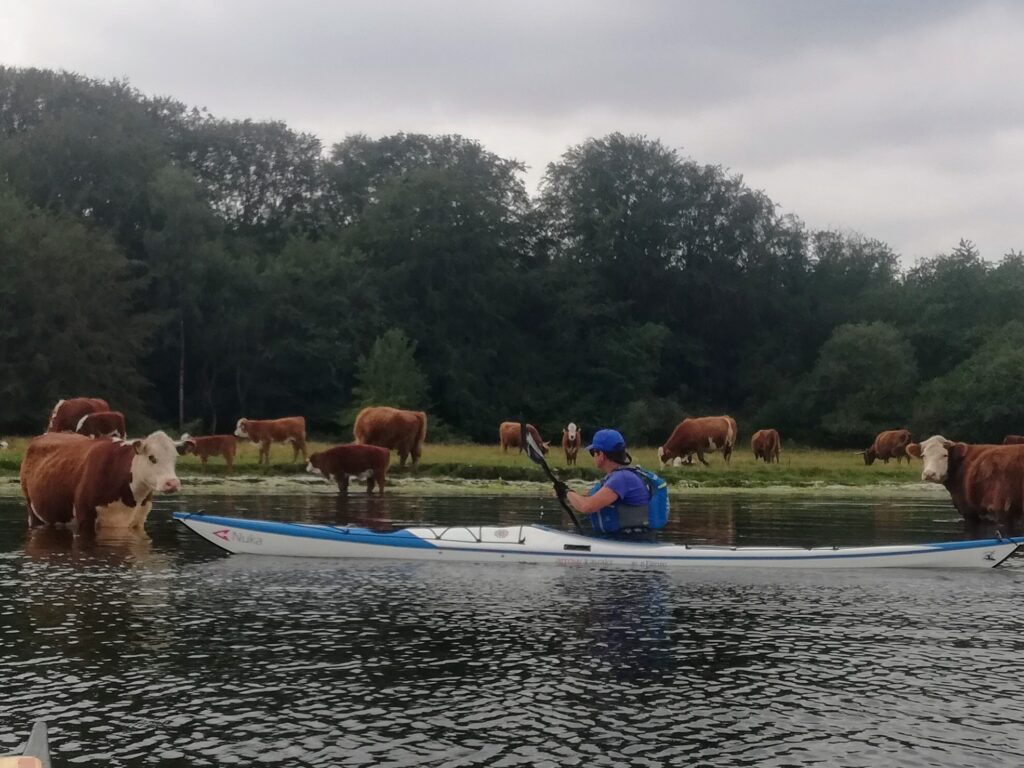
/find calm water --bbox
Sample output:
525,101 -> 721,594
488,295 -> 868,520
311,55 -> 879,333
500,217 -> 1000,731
1,491 -> 1023,767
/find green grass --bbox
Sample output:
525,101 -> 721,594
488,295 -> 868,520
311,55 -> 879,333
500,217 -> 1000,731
0,437 -> 922,488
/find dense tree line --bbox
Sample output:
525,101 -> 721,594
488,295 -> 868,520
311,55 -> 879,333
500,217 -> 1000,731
0,67 -> 1020,445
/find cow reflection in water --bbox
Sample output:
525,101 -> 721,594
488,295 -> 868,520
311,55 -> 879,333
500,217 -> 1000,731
24,525 -> 157,566
331,495 -> 392,531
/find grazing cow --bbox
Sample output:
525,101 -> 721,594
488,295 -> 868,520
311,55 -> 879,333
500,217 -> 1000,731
75,410 -> 126,438
234,417 -> 307,465
307,444 -> 390,495
47,397 -> 110,432
562,422 -> 582,465
1003,435 -> 1024,445
862,429 -> 912,465
908,435 -> 1024,522
499,421 -> 549,454
353,407 -> 428,468
19,431 -> 185,532
179,434 -> 237,472
751,428 -> 781,464
658,416 -> 737,467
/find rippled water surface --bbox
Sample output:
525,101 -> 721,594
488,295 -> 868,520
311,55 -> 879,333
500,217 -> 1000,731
2,491 -> 1023,767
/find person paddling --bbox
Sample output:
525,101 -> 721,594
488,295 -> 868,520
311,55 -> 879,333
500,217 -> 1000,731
563,428 -> 669,538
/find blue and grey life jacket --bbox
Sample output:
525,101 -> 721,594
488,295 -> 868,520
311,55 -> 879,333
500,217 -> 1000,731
588,466 -> 670,534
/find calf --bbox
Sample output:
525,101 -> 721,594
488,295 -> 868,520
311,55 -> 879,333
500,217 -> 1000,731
179,434 -> 237,472
76,410 -> 126,438
307,444 -> 390,495
562,422 -> 581,465
19,431 -> 185,533
235,417 -> 307,465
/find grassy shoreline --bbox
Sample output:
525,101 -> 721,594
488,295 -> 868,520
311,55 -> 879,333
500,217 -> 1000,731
0,438 -> 932,496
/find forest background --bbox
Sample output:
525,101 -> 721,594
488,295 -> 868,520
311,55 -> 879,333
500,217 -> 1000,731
1,67 -> 1021,447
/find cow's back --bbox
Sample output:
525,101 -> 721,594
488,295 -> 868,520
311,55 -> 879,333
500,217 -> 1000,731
1003,435 -> 1024,445
356,407 -> 424,449
874,429 -> 911,457
47,397 -> 110,432
953,443 -> 1024,519
21,433 -> 98,523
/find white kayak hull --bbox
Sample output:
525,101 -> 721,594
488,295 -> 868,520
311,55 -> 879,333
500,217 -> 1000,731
173,513 -> 1021,569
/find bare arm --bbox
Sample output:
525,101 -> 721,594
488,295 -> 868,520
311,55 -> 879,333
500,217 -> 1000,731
565,485 -> 618,516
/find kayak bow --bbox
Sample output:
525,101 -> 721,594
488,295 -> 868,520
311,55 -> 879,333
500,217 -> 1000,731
173,512 -> 1021,569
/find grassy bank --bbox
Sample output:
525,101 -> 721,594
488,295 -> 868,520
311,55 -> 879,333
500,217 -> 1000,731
0,437 -> 923,489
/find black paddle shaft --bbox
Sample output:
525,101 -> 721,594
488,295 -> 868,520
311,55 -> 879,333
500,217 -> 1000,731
521,422 -> 584,534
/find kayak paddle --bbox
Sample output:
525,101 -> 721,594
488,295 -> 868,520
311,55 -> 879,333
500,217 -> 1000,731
521,422 -> 584,534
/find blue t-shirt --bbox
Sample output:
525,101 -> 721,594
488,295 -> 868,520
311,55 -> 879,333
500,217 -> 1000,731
601,469 -> 650,506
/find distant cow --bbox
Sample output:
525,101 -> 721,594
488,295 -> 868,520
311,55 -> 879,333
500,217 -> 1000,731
19,431 -> 185,532
353,407 -> 428,468
500,422 -> 549,454
47,397 -> 110,433
751,428 -> 781,464
562,422 -> 581,465
75,410 -> 126,438
1003,435 -> 1024,445
307,444 -> 390,495
235,417 -> 306,465
0,440 -> 8,450
179,434 -> 237,472
862,429 -> 912,465
658,416 -> 737,467
909,435 -> 1024,522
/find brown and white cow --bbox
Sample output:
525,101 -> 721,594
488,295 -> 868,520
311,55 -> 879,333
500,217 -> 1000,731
235,417 -> 307,465
908,435 -> 1024,522
862,429 -> 912,465
562,422 -> 582,465
75,410 -> 126,439
751,428 -> 781,464
353,407 -> 428,468
499,421 -> 549,454
1002,435 -> 1024,445
179,434 -> 237,472
47,397 -> 110,432
658,416 -> 737,467
307,444 -> 390,495
19,431 -> 185,532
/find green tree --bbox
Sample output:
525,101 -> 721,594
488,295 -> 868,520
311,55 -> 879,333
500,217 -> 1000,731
349,329 -> 428,411
805,322 -> 918,445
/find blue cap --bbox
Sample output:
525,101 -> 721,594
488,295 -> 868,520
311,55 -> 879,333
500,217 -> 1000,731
586,428 -> 626,453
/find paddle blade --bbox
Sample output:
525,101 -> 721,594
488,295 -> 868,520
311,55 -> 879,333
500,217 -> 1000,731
521,423 -> 546,465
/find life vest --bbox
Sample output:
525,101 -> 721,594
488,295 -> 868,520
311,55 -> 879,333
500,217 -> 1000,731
588,466 -> 669,534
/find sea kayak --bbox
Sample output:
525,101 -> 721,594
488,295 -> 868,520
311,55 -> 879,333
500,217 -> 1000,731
173,512 -> 1022,569
1,721 -> 52,768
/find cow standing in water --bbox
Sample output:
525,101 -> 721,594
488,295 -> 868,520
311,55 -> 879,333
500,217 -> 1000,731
235,417 -> 307,465
909,435 -> 1024,523
19,431 -> 186,533
499,422 -> 549,454
562,422 -> 582,465
862,429 -> 912,465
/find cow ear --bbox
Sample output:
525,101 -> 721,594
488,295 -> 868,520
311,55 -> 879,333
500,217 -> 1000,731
132,439 -> 144,455
906,443 -> 921,459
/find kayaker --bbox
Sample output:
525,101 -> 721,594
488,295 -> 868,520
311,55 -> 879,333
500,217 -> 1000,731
563,428 -> 668,537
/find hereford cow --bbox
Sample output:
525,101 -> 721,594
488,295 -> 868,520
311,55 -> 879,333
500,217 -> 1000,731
908,435 -> 1024,522
307,444 -> 390,495
751,428 -> 781,464
562,422 -> 582,465
47,397 -> 110,432
499,421 -> 549,454
0,440 -> 8,450
353,407 -> 428,468
658,416 -> 737,467
75,410 -> 126,438
179,433 -> 237,472
234,417 -> 307,465
1003,435 -> 1024,445
862,429 -> 912,465
19,431 -> 185,532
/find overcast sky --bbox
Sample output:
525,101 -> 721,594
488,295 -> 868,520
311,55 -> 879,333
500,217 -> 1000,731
4,0 -> 1022,262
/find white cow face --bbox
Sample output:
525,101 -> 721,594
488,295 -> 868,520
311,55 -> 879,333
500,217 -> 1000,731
0,440 -> 8,450
234,418 -> 249,439
306,460 -> 321,476
566,422 -> 578,441
909,435 -> 954,483
130,431 -> 182,495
